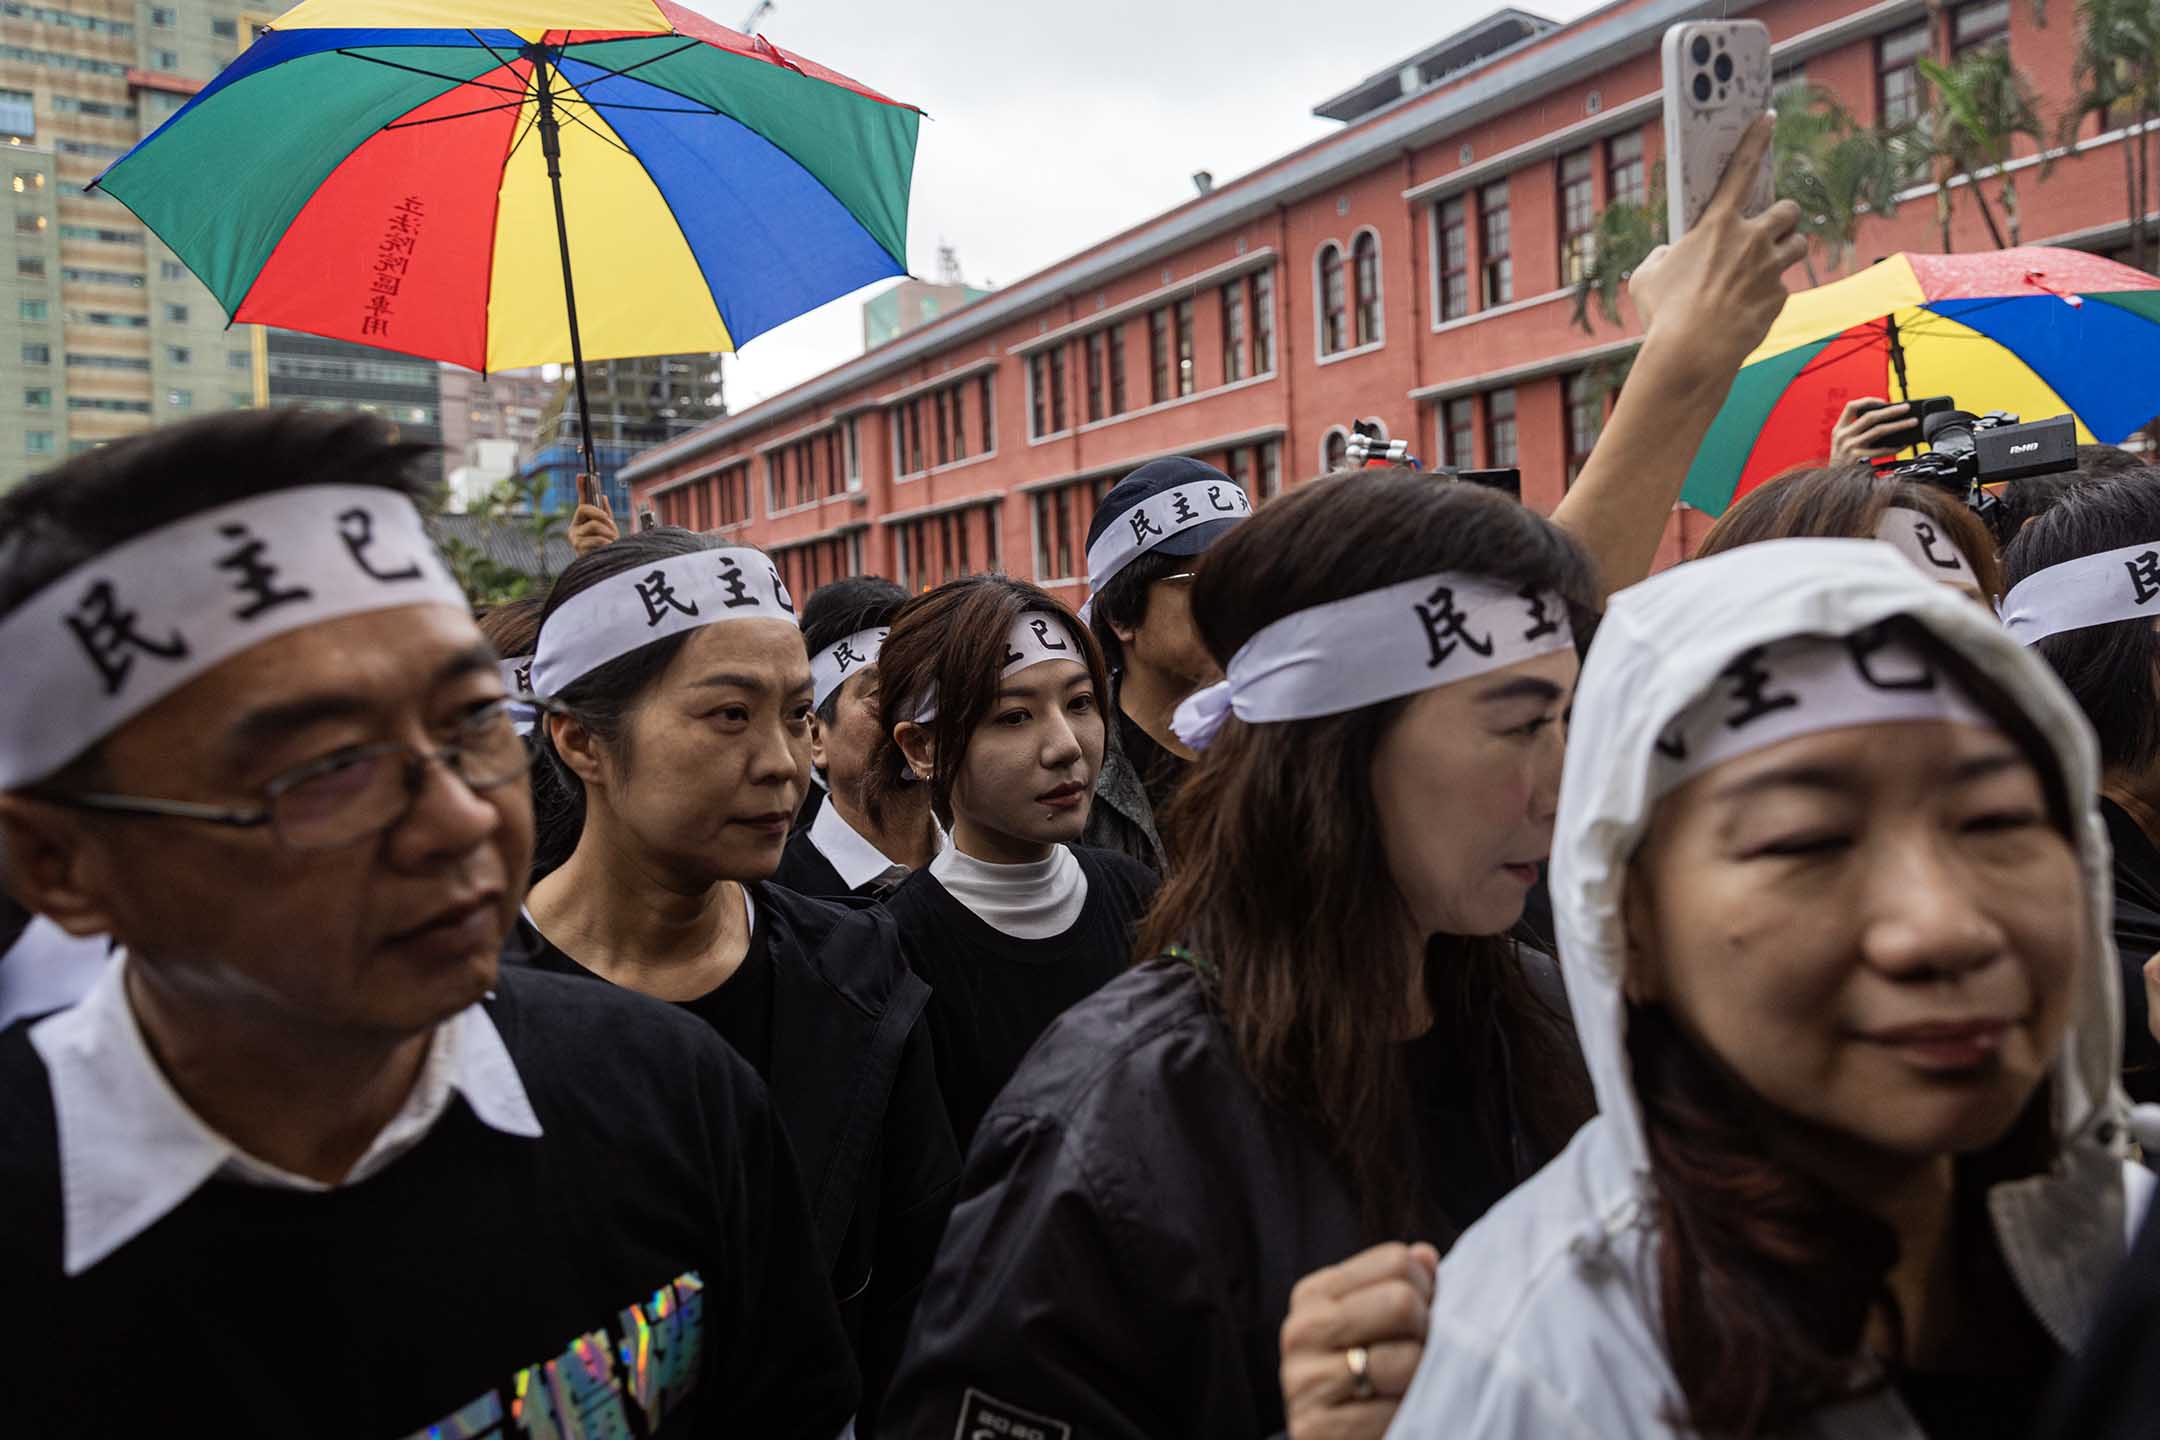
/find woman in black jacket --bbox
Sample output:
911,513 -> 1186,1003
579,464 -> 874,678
878,471 -> 1596,1440
515,527 -> 958,1428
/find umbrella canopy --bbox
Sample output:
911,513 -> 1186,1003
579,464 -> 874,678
1681,247 -> 2160,516
91,0 -> 921,375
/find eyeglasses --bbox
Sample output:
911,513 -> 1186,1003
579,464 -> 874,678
1158,572 -> 1198,584
43,697 -> 541,852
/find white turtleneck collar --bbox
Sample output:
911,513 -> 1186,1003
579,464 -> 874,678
929,841 -> 1090,941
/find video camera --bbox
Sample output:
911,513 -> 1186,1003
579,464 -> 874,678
1878,400 -> 2079,543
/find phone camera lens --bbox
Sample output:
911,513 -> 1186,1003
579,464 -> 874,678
1713,53 -> 1734,82
1692,72 -> 1713,102
1691,34 -> 1712,63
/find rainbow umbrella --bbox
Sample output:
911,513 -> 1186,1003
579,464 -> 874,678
90,0 -> 920,474
1681,247 -> 2160,515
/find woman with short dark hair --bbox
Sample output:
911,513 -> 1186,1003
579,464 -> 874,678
515,527 -> 956,1427
868,574 -> 1156,1151
880,471 -> 1596,1440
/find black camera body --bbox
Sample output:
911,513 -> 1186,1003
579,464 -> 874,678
1881,405 -> 2079,542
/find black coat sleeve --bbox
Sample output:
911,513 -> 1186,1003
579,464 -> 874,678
857,1015 -> 962,1430
876,1110 -> 1180,1440
2038,1184 -> 2160,1439
2113,899 -> 2160,1102
696,1037 -> 862,1438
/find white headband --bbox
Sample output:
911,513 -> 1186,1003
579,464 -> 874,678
0,485 -> 464,788
1876,506 -> 1981,591
1171,572 -> 1575,750
530,545 -> 795,696
811,627 -> 887,711
911,610 -> 1088,724
2001,541 -> 2160,646
1079,478 -> 1250,620
499,658 -> 536,736
1653,628 -> 1992,796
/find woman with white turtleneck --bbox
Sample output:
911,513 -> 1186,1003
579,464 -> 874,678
874,575 -> 1158,1150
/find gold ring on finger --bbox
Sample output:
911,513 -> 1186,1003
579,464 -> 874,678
1344,1344 -> 1376,1402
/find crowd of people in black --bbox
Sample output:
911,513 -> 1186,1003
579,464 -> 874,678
9,115 -> 2160,1440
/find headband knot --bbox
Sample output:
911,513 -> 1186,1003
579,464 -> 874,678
1171,680 -> 1235,750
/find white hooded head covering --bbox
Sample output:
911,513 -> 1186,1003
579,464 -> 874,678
1554,537 -> 2122,1174
1389,538 -> 2143,1440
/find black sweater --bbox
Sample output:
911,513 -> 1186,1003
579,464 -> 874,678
884,845 -> 1157,1151
0,966 -> 857,1438
515,883 -> 959,1429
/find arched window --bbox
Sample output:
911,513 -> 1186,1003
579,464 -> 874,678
1352,231 -> 1382,347
1318,244 -> 1346,356
1322,427 -> 1349,474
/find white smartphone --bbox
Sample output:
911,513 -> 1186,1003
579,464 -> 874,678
1661,20 -> 1774,238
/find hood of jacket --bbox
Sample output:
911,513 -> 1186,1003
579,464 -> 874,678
1553,537 -> 2123,1180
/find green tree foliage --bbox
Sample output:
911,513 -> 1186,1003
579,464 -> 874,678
1917,46 -> 2048,246
435,474 -> 568,608
2059,0 -> 2160,270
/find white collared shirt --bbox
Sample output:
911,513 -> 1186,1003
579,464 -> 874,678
29,957 -> 544,1277
808,797 -> 941,893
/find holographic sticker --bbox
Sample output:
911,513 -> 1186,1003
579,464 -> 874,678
411,1269 -> 707,1440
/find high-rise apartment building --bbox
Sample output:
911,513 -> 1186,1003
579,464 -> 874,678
0,0 -> 271,485
522,352 -> 725,517
438,364 -> 554,482
265,326 -> 440,448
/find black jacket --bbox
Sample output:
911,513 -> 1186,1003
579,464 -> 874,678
2039,1168 -> 2160,1439
879,954 -> 1578,1440
2103,798 -> 2160,1102
1080,708 -> 1166,874
518,884 -> 958,1427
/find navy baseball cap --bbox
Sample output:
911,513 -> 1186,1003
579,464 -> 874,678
1084,457 -> 1249,577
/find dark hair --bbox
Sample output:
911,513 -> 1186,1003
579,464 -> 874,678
801,574 -> 907,723
1138,469 -> 1600,1237
475,596 -> 544,661
0,407 -> 438,620
2002,469 -> 2160,772
1696,463 -> 2004,598
1631,617 -> 2071,1438
527,526 -> 757,879
1087,547 -> 1187,675
869,574 -> 1111,827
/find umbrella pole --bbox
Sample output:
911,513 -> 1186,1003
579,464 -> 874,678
1884,312 -> 1910,404
532,52 -> 601,490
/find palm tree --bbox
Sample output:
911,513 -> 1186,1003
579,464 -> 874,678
1774,85 -> 1908,280
2060,0 -> 2145,268
1917,47 -> 2049,247
1569,189 -> 1665,333
2067,0 -> 2160,270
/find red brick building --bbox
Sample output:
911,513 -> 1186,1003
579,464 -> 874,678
625,0 -> 2155,602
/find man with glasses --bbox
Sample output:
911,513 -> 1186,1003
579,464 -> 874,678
1080,458 -> 1251,873
0,409 -> 857,1436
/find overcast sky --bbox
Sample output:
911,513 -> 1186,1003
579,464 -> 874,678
669,0 -> 1616,409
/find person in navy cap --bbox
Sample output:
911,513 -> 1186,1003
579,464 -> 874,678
1079,457 -> 1251,872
